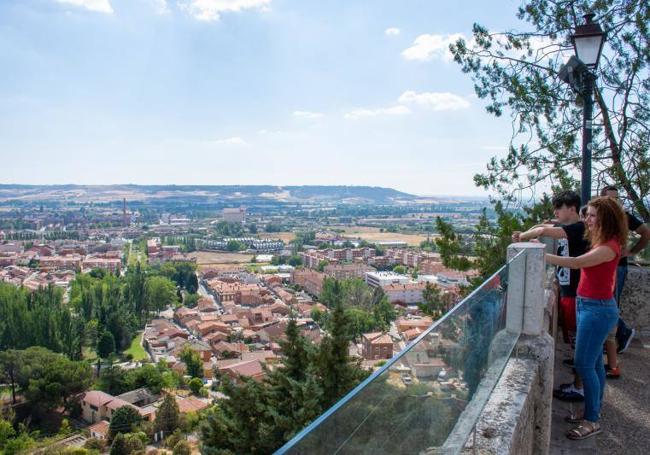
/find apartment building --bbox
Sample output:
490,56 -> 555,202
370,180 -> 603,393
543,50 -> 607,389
364,271 -> 410,288
291,269 -> 325,296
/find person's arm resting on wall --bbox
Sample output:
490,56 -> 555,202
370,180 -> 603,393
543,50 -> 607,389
512,225 -> 567,242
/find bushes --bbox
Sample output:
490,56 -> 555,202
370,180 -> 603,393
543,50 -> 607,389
172,440 -> 191,455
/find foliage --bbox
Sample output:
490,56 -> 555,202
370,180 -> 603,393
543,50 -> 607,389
0,415 -> 16,450
158,262 -> 199,294
180,347 -> 203,379
372,294 -> 397,330
98,363 -> 172,395
145,276 -> 178,314
2,424 -> 34,455
0,283 -> 83,359
319,278 -> 395,338
172,440 -> 192,455
188,377 -> 204,396
183,293 -> 200,308
317,299 -> 367,408
214,221 -> 245,237
84,438 -> 107,452
434,217 -> 473,271
1,347 -> 93,415
200,299 -> 368,454
419,283 -> 446,319
108,432 -> 145,455
109,407 -> 143,439
226,240 -> 245,252
287,255 -> 303,267
97,331 -> 116,359
450,0 -> 650,220
164,430 -> 185,450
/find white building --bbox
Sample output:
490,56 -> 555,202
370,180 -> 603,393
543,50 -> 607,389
365,271 -> 410,288
383,282 -> 426,305
223,207 -> 246,223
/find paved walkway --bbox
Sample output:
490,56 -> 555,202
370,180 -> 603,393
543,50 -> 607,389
550,334 -> 650,455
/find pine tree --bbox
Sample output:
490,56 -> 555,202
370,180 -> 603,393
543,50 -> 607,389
109,406 -> 142,439
154,393 -> 180,436
200,377 -> 274,455
180,346 -> 203,379
279,318 -> 311,382
317,298 -> 358,408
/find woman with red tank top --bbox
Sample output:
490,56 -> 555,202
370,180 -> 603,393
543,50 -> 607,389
546,196 -> 628,441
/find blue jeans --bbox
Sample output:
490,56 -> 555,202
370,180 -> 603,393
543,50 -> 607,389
615,265 -> 630,339
574,296 -> 619,422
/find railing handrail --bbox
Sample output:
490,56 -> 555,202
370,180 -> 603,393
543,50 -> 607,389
274,250 -> 526,454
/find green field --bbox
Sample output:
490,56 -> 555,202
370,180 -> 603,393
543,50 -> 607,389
124,332 -> 148,361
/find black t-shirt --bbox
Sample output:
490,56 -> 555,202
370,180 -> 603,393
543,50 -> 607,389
557,221 -> 589,297
620,212 -> 643,266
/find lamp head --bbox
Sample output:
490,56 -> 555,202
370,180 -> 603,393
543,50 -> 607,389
571,13 -> 606,68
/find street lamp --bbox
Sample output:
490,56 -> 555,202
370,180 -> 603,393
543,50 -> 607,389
559,13 -> 606,206
571,13 -> 606,69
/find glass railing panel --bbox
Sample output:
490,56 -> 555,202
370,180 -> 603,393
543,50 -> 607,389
276,250 -> 527,455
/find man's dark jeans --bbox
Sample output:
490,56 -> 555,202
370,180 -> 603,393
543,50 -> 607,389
615,265 -> 631,341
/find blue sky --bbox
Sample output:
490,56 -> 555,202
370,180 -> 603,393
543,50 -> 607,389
0,0 -> 529,196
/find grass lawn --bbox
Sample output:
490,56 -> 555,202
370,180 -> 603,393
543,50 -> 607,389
124,332 -> 148,361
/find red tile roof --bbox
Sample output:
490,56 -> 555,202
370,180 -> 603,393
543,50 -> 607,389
82,390 -> 114,408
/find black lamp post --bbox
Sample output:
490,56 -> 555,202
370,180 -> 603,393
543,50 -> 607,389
559,13 -> 606,206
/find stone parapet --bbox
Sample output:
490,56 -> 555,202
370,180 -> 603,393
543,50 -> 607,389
619,265 -> 650,333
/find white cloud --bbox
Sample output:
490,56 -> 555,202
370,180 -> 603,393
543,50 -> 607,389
401,33 -> 464,62
212,136 -> 248,146
385,27 -> 400,36
398,90 -> 470,111
55,0 -> 113,14
293,110 -> 324,119
344,105 -> 410,120
180,0 -> 271,21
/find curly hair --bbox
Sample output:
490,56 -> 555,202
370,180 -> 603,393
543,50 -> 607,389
586,196 -> 628,247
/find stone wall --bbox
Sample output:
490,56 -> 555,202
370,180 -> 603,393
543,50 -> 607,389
619,265 -> 650,333
461,334 -> 555,455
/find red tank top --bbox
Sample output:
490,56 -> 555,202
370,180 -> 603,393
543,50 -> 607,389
577,238 -> 621,299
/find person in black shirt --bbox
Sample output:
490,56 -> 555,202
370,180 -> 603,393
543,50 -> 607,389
600,186 -> 650,378
513,191 -> 589,401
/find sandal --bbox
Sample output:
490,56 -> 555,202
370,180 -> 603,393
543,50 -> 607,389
566,421 -> 602,440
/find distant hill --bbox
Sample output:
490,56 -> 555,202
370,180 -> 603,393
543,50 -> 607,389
0,184 -> 419,205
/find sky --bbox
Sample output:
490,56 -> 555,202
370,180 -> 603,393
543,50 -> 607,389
0,0 -> 531,196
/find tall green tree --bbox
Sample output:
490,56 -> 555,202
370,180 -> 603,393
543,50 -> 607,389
373,295 -> 397,330
180,346 -> 203,379
109,406 -> 142,439
0,350 -> 20,404
4,347 -> 92,415
200,378 -> 275,455
97,331 -> 116,359
434,217 -> 472,271
317,299 -> 360,408
145,276 -> 178,314
450,0 -> 650,220
277,318 -> 311,382
154,394 -> 180,436
420,283 -> 446,319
